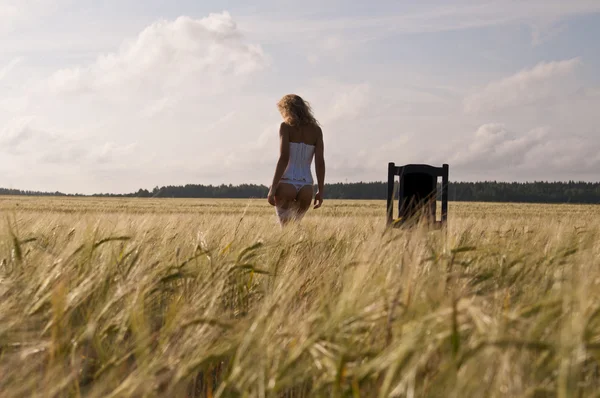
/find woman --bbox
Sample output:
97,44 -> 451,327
267,94 -> 325,225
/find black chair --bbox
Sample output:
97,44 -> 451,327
386,163 -> 449,228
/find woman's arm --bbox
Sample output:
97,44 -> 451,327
267,123 -> 290,205
314,126 -> 325,208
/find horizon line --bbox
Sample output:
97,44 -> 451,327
3,179 -> 600,197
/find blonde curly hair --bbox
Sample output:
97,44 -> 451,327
277,94 -> 319,126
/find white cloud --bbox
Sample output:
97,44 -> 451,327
448,123 -> 600,180
464,58 -> 582,114
48,12 -> 268,103
449,124 -> 547,169
322,82 -> 372,125
0,57 -> 21,81
530,20 -> 567,46
0,117 -> 39,151
0,117 -> 136,166
88,142 -> 139,165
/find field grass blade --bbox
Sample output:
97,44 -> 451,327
181,317 -> 234,330
229,264 -> 271,275
10,232 -> 22,265
515,299 -> 562,319
220,241 -> 233,256
122,250 -> 141,280
450,298 -> 460,358
488,339 -> 554,351
450,246 -> 477,255
235,242 -> 264,264
160,272 -> 188,284
584,306 -> 600,341
19,237 -> 37,245
177,252 -> 206,269
93,236 -> 131,249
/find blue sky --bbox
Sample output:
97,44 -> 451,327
1,0 -> 599,194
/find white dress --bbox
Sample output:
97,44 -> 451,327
280,142 -> 315,191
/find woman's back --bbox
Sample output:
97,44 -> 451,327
281,123 -> 320,184
286,123 -> 321,146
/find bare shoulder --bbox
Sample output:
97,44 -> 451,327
313,124 -> 323,143
279,122 -> 291,136
315,124 -> 323,138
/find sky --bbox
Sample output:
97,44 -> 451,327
1,0 -> 599,194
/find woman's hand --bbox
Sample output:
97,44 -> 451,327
313,191 -> 323,209
267,186 -> 276,206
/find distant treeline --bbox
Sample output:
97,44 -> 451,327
0,188 -> 70,197
448,181 -> 600,204
2,181 -> 600,204
127,181 -> 600,204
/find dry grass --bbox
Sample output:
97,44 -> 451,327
1,196 -> 600,397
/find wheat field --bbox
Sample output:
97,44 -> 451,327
1,196 -> 600,398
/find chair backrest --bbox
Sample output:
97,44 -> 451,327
387,163 -> 449,227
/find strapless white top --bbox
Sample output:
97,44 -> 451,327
281,142 -> 315,184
